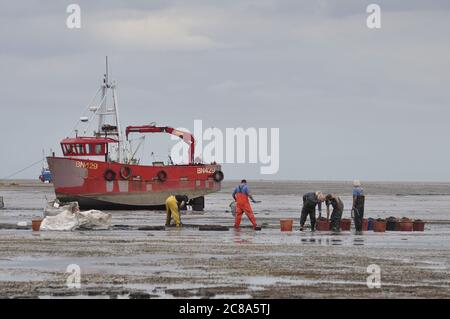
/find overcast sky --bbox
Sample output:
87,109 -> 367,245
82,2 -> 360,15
1,0 -> 449,181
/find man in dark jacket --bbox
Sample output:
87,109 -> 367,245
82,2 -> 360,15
352,180 -> 365,234
325,194 -> 344,232
300,191 -> 325,231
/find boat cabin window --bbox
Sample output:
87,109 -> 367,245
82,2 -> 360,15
76,144 -> 85,154
61,144 -> 77,155
62,142 -> 106,156
62,144 -> 72,154
88,143 -> 104,155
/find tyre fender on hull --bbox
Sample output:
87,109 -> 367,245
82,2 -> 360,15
120,166 -> 132,180
104,169 -> 116,181
213,170 -> 224,182
157,170 -> 167,182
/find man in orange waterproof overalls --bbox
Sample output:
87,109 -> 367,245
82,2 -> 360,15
232,180 -> 260,230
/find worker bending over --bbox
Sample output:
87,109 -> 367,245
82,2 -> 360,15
352,180 -> 365,234
165,195 -> 188,228
300,191 -> 326,231
325,194 -> 344,232
232,179 -> 260,230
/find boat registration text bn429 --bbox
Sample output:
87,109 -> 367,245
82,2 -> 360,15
197,167 -> 215,174
75,161 -> 99,170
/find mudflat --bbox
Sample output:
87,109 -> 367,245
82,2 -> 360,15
0,180 -> 449,298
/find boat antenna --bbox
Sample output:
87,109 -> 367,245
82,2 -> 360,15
105,56 -> 109,87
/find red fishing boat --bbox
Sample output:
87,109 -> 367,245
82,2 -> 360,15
47,59 -> 223,210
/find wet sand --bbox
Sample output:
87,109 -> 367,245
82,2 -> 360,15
0,180 -> 449,298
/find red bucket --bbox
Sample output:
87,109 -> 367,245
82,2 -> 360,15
373,220 -> 386,233
32,219 -> 42,232
316,219 -> 330,231
340,219 -> 351,231
399,222 -> 413,231
280,219 -> 293,232
413,220 -> 425,231
399,218 -> 413,231
362,218 -> 368,231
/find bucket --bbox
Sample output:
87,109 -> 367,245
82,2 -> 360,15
362,218 -> 369,231
280,219 -> 293,232
399,218 -> 413,231
386,217 -> 397,231
367,218 -> 375,231
413,220 -> 425,232
32,219 -> 42,232
316,219 -> 330,231
373,219 -> 386,233
340,219 -> 351,231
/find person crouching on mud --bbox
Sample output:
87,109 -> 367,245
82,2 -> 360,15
325,194 -> 344,232
300,192 -> 326,231
233,179 -> 260,230
165,195 -> 188,228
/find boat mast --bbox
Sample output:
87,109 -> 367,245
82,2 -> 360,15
97,56 -> 124,163
112,79 -> 124,163
97,57 -> 109,136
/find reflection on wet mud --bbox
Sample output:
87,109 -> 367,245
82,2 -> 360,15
299,236 -> 365,247
353,238 -> 365,246
233,229 -> 254,244
331,239 -> 342,246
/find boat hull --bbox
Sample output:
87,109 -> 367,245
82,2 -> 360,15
47,156 -> 222,210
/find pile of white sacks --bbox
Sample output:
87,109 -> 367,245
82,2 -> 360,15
40,200 -> 111,231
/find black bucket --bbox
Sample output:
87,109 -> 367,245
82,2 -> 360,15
386,216 -> 397,231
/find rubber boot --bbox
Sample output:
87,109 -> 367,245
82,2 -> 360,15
310,221 -> 316,232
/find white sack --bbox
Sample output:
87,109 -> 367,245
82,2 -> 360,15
44,200 -> 80,217
40,209 -> 111,231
